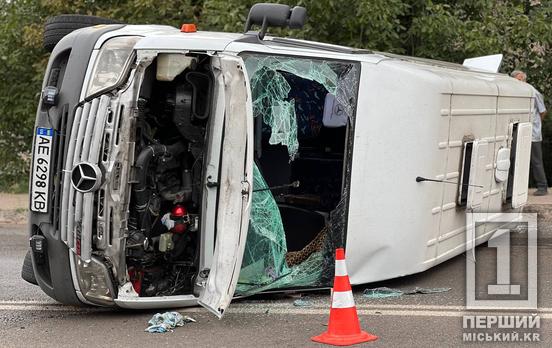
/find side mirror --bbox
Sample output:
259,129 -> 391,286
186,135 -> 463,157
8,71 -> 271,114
244,3 -> 307,39
289,6 -> 307,29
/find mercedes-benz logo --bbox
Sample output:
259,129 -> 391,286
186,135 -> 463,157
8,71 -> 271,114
71,162 -> 102,193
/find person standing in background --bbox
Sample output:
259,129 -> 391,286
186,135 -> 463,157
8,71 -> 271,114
511,70 -> 548,195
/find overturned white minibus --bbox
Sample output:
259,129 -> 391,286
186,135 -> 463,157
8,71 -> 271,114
25,4 -> 534,315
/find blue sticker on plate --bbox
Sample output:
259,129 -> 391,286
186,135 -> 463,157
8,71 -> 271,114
36,127 -> 54,136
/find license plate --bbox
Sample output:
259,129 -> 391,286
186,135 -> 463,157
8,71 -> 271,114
31,127 -> 54,213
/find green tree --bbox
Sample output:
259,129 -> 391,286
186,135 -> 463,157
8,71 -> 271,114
202,0 -> 408,52
0,0 -> 44,191
1,0 -> 551,190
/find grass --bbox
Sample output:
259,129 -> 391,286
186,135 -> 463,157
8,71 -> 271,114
0,176 -> 28,194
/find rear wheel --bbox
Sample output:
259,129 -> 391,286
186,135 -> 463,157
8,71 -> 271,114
43,14 -> 121,52
21,250 -> 38,285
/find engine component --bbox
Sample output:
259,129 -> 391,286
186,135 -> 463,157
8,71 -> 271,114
159,233 -> 174,252
133,142 -> 186,236
126,227 -> 161,270
161,204 -> 189,234
172,84 -> 204,144
189,215 -> 199,232
134,143 -> 186,210
128,267 -> 143,294
142,268 -> 171,297
158,169 -> 193,203
172,205 -> 187,218
156,54 -> 197,82
185,71 -> 212,120
126,230 -> 146,249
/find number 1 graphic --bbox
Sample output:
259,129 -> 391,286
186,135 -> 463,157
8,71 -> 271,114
487,229 -> 520,295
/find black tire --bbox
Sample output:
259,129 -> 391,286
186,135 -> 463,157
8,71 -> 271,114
43,14 -> 121,52
21,250 -> 38,285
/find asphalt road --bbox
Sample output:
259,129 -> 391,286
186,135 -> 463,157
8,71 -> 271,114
1,215 -> 551,348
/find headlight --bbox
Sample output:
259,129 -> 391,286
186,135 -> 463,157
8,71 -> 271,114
86,36 -> 141,97
75,256 -> 115,306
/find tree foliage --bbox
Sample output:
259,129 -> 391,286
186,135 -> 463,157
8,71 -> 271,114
1,0 -> 551,190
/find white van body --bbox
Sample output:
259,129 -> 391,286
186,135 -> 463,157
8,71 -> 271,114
346,59 -> 533,284
29,23 -> 534,314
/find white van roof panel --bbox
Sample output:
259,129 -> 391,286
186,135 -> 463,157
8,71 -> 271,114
134,31 -> 243,51
107,26 -> 532,96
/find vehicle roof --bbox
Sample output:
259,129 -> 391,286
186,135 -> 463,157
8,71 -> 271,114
115,25 -> 384,62
124,27 -> 490,66
100,25 -> 528,95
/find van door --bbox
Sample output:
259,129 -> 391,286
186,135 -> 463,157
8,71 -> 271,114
511,122 -> 532,208
466,139 -> 488,210
198,55 -> 253,318
458,139 -> 488,209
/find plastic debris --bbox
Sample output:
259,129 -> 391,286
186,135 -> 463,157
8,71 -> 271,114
293,297 -> 312,307
363,286 -> 451,299
145,312 -> 196,333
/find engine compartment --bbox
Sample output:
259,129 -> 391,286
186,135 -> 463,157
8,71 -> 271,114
125,54 -> 212,297
119,52 -> 359,300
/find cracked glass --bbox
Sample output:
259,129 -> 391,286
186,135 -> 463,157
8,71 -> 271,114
236,54 -> 360,295
244,55 -> 358,159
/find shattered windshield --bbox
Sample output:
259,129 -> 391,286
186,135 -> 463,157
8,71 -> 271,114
244,55 -> 359,160
237,54 -> 360,295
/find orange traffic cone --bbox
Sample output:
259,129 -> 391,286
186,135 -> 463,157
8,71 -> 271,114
311,248 -> 378,346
